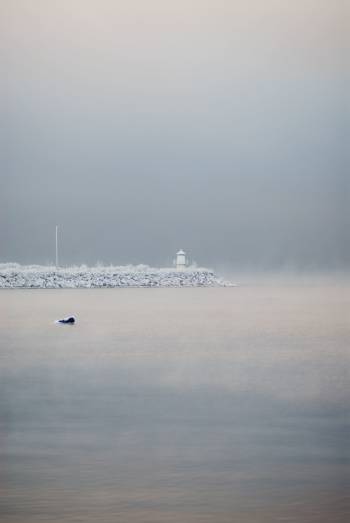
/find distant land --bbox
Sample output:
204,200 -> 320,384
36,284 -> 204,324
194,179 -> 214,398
0,263 -> 234,288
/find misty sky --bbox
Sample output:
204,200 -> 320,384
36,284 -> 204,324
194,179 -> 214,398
1,0 -> 349,269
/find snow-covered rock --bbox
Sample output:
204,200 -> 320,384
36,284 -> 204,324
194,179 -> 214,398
0,263 -> 235,289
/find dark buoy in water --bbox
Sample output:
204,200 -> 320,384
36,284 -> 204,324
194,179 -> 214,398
56,316 -> 76,324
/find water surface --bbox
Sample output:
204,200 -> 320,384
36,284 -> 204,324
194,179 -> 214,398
0,284 -> 349,522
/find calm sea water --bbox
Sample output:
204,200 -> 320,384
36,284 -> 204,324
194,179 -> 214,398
0,283 -> 349,522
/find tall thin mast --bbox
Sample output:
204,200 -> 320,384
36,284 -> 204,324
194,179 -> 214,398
55,225 -> 59,268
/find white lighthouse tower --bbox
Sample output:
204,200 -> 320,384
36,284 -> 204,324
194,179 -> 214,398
176,249 -> 187,270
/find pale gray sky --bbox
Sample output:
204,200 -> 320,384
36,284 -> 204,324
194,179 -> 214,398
1,0 -> 349,268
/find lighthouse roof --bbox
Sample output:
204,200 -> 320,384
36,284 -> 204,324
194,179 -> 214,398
177,249 -> 185,255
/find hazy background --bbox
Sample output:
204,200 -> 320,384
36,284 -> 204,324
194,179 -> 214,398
1,0 -> 349,269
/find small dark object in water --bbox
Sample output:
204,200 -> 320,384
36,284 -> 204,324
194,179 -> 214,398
56,316 -> 76,324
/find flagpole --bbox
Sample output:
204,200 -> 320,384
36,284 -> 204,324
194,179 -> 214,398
55,225 -> 58,269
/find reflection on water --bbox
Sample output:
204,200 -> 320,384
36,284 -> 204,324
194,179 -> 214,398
0,285 -> 349,522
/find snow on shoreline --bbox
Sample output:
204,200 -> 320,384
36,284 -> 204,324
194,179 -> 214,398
0,263 -> 234,288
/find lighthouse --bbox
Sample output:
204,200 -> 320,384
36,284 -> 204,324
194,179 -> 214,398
176,249 -> 187,270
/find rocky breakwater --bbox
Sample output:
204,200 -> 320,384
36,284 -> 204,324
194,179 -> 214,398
0,264 -> 234,288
